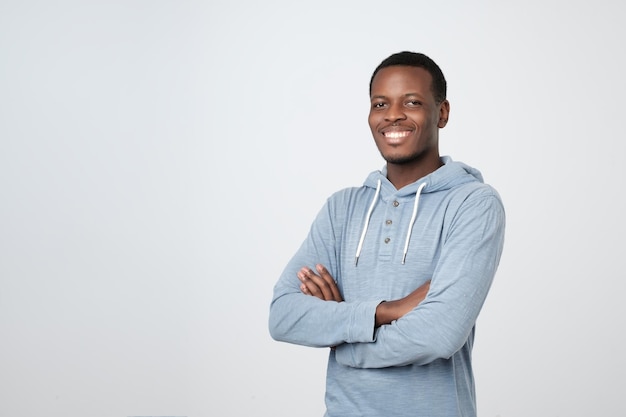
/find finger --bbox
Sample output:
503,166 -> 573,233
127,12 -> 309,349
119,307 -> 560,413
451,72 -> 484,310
299,281 -> 311,295
297,268 -> 325,299
301,267 -> 336,301
316,264 -> 343,302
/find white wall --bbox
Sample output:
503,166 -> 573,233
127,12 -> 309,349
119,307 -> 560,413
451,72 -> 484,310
1,1 -> 624,416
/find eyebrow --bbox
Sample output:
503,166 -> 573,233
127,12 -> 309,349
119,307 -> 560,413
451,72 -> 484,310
370,93 -> 425,100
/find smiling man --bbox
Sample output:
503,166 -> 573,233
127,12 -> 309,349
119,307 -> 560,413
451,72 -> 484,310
269,51 -> 506,417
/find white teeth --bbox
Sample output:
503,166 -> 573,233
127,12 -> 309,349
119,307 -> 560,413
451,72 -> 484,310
384,131 -> 410,139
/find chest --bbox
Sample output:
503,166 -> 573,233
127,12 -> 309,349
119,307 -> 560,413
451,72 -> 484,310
336,195 -> 448,301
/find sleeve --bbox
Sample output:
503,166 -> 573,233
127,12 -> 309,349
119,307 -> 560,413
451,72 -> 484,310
268,194 -> 383,348
334,191 -> 506,368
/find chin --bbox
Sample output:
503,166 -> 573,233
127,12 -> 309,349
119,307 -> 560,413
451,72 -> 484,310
385,157 -> 417,165
382,151 -> 424,165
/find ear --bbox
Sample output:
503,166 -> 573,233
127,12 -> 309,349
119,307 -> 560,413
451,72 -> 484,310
437,100 -> 450,128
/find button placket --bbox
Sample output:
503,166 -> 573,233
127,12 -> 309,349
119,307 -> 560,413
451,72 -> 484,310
384,200 -> 400,246
377,198 -> 401,259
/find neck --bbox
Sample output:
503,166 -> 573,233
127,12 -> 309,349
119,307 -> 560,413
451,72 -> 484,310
386,156 -> 443,190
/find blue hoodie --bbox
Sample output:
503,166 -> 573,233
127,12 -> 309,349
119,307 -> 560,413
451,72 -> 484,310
269,156 -> 505,417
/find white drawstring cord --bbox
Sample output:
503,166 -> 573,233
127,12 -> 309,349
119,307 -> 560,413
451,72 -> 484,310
402,182 -> 426,264
354,179 -> 381,266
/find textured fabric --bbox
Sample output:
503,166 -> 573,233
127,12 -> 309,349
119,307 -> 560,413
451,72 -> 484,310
269,156 -> 505,417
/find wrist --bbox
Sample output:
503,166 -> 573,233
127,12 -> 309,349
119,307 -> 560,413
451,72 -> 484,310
375,300 -> 391,328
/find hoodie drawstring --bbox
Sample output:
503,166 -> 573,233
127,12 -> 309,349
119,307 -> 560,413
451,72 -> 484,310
402,182 -> 426,264
355,180 -> 427,266
355,179 -> 381,266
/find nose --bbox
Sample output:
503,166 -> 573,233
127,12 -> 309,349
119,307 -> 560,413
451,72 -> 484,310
384,102 -> 406,123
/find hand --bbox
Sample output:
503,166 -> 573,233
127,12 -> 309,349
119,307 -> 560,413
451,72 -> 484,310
375,280 -> 431,327
297,264 -> 343,302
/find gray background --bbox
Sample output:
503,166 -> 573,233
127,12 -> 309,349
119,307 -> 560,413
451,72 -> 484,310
1,1 -> 624,416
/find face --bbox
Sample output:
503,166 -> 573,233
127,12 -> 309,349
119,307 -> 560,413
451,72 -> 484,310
368,66 -> 450,167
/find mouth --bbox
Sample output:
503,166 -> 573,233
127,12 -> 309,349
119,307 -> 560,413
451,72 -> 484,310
382,130 -> 412,139
379,126 -> 413,144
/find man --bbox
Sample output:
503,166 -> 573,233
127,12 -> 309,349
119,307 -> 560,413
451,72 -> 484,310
268,51 -> 505,417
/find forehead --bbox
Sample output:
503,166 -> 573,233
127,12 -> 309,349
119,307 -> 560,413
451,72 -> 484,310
370,66 -> 434,98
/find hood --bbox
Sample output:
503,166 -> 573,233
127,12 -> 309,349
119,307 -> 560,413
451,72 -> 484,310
363,156 -> 484,196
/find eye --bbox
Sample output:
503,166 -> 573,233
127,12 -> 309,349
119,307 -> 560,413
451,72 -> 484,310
371,102 -> 387,109
406,100 -> 422,107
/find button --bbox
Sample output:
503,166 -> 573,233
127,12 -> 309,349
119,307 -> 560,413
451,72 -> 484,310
393,200 -> 399,207
384,237 -> 391,244
385,220 -> 392,225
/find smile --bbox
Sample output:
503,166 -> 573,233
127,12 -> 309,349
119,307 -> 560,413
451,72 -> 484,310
383,130 -> 412,139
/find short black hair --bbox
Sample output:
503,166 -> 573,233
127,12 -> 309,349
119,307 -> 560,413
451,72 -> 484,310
369,51 -> 447,104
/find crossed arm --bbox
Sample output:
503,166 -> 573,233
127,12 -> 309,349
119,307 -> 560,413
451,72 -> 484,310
297,264 -> 430,328
273,192 -> 504,368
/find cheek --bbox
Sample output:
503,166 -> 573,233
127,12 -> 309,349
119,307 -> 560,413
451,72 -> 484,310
428,111 -> 441,127
368,113 -> 378,131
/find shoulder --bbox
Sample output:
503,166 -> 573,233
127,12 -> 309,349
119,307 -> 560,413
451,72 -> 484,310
439,182 -> 505,228
319,186 -> 377,224
456,185 -> 506,234
327,186 -> 372,206
466,182 -> 504,210
448,180 -> 503,206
